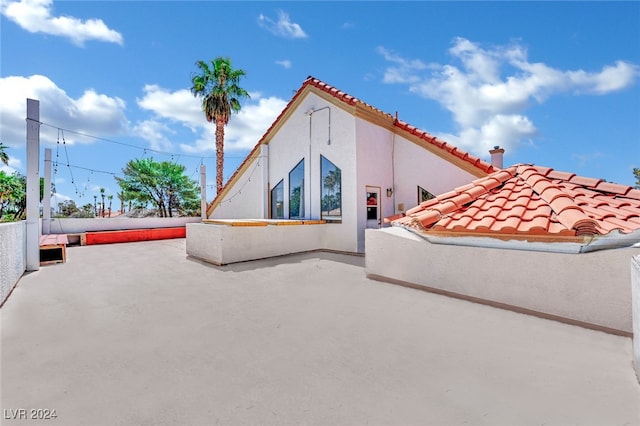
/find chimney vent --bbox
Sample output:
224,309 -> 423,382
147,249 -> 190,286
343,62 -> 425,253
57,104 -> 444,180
489,146 -> 505,169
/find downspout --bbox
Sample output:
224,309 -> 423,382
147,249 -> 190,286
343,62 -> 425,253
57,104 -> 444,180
307,109 -> 313,219
392,112 -> 397,217
306,106 -> 331,220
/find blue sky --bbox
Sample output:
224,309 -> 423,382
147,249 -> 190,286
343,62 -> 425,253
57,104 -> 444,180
1,0 -> 639,209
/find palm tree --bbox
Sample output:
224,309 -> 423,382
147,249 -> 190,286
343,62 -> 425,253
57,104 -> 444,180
107,195 -> 113,217
117,192 -> 124,213
93,195 -> 98,216
0,142 -> 9,166
99,187 -> 105,217
190,57 -> 250,194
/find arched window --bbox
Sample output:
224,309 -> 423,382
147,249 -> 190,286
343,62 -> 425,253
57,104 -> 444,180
271,180 -> 284,219
289,159 -> 305,218
320,156 -> 341,222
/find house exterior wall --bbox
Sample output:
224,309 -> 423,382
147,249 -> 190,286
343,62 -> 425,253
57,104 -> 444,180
355,118 -> 394,252
366,227 -> 640,335
1,221 -> 26,305
392,137 -> 480,213
210,147 -> 267,219
353,121 -> 480,253
632,255 -> 640,382
227,92 -> 359,253
207,91 -> 489,254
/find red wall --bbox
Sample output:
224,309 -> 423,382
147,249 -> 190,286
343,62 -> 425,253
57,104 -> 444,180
85,227 -> 185,245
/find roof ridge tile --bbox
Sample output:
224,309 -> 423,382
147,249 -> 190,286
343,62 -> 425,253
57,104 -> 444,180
520,167 -> 599,234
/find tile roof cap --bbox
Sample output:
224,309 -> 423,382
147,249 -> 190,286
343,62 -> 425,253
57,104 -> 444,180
391,164 -> 640,241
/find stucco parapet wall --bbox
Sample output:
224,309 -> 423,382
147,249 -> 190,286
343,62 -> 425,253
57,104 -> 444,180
187,221 -> 328,265
48,217 -> 201,234
365,227 -> 640,335
202,219 -> 326,227
632,255 -> 640,383
0,221 -> 26,306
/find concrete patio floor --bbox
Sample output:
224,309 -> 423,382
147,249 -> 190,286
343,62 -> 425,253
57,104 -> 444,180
1,238 -> 639,426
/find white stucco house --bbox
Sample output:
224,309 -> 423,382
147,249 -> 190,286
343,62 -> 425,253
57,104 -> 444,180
197,76 -> 499,254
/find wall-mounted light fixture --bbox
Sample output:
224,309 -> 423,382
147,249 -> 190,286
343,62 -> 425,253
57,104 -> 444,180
386,188 -> 393,197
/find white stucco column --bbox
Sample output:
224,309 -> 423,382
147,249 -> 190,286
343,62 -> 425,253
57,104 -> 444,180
261,144 -> 269,218
43,148 -> 52,235
26,98 -> 40,271
200,164 -> 207,220
632,255 -> 640,384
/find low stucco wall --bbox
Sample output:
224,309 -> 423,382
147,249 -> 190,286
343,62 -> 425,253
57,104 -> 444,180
632,255 -> 640,382
186,222 -> 331,265
0,221 -> 26,305
366,227 -> 640,335
48,217 -> 201,234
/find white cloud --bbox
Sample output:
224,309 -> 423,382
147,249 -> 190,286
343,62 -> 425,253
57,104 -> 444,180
276,60 -> 292,69
136,85 -> 287,155
0,157 -> 22,174
1,0 -> 123,46
51,192 -> 72,206
137,85 -> 202,131
258,11 -> 307,39
571,151 -> 604,168
377,46 -> 429,84
0,75 -> 129,148
379,38 -> 640,157
133,120 -> 176,152
567,61 -> 640,95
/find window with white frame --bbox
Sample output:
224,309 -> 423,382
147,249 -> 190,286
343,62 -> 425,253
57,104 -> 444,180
289,159 -> 305,219
321,156 -> 341,222
271,180 -> 284,219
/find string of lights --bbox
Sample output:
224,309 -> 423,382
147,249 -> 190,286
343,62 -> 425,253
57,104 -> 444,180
39,120 -> 259,205
38,121 -> 249,160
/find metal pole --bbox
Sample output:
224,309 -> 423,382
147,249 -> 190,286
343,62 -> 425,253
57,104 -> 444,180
200,164 -> 207,220
43,148 -> 52,235
26,99 -> 40,271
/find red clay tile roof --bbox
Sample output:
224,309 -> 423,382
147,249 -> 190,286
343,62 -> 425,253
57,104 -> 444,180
303,77 -> 497,174
207,76 -> 497,215
390,164 -> 640,238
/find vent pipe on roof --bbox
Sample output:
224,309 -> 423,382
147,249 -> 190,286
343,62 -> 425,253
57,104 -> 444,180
489,146 -> 505,169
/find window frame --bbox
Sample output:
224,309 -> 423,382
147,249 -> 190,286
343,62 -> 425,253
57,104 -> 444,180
271,179 -> 284,219
288,159 -> 305,219
320,155 -> 342,223
418,185 -> 435,204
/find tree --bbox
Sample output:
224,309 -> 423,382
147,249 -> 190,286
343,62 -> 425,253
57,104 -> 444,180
117,192 -> 124,213
0,173 -> 56,221
99,188 -> 106,217
58,200 -> 79,217
81,203 -> 94,216
116,158 -> 200,217
0,171 -> 24,219
322,169 -> 341,213
0,142 -> 9,166
190,57 -> 250,194
634,168 -> 640,189
107,195 -> 113,217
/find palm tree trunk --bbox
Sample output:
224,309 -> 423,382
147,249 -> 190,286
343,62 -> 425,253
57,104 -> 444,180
215,118 -> 225,194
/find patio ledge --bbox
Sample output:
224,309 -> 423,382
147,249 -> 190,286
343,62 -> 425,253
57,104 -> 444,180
187,220 -> 329,265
